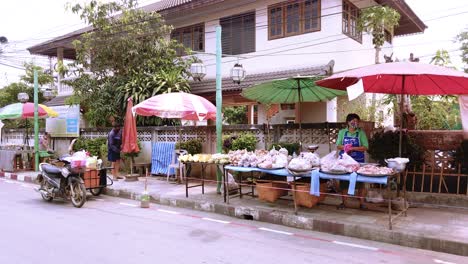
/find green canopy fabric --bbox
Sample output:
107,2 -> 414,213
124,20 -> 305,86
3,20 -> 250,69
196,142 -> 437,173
241,76 -> 347,147
242,76 -> 347,104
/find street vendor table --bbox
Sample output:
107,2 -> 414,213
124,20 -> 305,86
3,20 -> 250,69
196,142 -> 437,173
183,162 -> 225,198
223,166 -> 407,230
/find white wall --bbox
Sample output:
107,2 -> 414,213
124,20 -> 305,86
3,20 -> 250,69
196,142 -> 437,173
171,0 -> 385,80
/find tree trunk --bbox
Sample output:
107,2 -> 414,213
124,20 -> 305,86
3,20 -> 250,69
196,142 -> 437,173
369,46 -> 382,122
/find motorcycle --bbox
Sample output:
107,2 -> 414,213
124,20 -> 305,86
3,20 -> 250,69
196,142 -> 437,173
36,156 -> 87,208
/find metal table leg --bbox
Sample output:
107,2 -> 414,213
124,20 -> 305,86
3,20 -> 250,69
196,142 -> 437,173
201,164 -> 205,194
185,164 -> 189,198
239,171 -> 243,199
388,179 -> 392,230
292,176 -> 298,215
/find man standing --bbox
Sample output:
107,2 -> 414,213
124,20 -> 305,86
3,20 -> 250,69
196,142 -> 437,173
108,122 -> 122,180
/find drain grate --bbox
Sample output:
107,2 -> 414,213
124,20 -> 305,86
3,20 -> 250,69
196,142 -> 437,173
242,214 -> 254,220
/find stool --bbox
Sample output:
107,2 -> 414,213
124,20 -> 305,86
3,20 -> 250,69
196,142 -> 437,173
132,163 -> 151,177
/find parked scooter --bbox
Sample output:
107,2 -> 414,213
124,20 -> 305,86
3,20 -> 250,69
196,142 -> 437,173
36,156 -> 87,208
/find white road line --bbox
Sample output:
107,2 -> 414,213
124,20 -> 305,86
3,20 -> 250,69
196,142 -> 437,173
5,180 -> 15,184
258,227 -> 293,235
201,217 -> 230,224
93,198 -> 104,201
157,209 -> 180,215
332,241 -> 379,251
21,184 -> 33,188
119,202 -> 138,207
434,259 -> 456,264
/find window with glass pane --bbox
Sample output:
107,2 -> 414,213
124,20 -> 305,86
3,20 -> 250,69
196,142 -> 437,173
269,6 -> 283,38
304,0 -> 320,32
286,2 -> 300,35
342,0 -> 361,42
171,23 -> 205,55
268,0 -> 321,40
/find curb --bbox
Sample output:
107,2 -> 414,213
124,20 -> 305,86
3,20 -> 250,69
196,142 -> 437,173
2,172 -> 467,256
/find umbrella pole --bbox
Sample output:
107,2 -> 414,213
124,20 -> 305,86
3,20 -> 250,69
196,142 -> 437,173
399,76 -> 406,157
297,79 -> 303,150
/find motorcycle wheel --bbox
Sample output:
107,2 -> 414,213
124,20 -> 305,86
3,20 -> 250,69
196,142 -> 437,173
90,187 -> 103,196
70,178 -> 87,208
40,183 -> 53,202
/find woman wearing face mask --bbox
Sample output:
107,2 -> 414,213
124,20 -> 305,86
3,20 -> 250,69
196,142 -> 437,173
336,113 -> 369,209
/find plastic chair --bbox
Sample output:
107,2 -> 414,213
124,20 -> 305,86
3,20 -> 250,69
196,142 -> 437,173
167,149 -> 188,182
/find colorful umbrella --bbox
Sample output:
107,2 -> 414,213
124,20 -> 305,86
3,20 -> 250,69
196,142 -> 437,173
122,98 -> 140,177
315,61 -> 468,156
132,92 -> 216,121
242,76 -> 347,145
0,102 -> 58,120
315,61 -> 468,94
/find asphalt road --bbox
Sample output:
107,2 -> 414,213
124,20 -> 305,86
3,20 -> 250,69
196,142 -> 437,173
0,178 -> 466,264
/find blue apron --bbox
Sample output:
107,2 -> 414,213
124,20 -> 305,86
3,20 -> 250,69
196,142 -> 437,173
341,130 -> 365,163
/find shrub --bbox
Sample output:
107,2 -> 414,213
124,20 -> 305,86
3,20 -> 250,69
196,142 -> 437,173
231,132 -> 257,152
368,130 -> 425,167
72,137 -> 107,157
271,142 -> 301,156
176,139 -> 203,155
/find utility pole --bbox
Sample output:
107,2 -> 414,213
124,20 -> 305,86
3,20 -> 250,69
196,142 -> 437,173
215,26 -> 222,193
34,69 -> 39,171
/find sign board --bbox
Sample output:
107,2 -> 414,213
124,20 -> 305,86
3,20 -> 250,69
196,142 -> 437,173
46,105 -> 80,137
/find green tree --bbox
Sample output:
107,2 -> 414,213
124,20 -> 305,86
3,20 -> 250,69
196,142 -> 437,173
456,28 -> 468,73
223,106 -> 247,124
357,5 -> 400,64
430,49 -> 455,68
66,0 -> 195,126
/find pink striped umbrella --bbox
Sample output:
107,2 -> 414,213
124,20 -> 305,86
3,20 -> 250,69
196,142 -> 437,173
132,92 -> 216,121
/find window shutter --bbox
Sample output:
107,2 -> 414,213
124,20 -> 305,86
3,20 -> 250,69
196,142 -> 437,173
221,11 -> 255,55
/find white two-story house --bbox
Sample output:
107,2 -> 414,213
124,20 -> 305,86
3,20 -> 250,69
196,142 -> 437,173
28,0 -> 425,126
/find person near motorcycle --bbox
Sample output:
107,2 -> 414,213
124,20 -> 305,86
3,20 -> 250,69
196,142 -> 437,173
336,113 -> 369,210
108,121 -> 123,180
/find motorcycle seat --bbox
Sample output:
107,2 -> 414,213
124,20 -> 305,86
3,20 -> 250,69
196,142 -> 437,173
42,164 -> 63,176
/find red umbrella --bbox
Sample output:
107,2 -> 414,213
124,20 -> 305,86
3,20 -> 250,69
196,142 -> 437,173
316,61 -> 468,94
316,62 -> 468,156
122,98 -> 140,176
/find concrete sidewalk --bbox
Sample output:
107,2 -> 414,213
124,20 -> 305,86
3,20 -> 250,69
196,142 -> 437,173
2,170 -> 468,256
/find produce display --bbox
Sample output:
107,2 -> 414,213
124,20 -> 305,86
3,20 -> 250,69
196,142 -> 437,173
177,147 -> 399,176
357,165 -> 394,175
320,151 -> 360,173
287,152 -> 320,171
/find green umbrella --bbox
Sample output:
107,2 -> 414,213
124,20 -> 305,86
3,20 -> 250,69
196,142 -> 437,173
242,76 -> 347,147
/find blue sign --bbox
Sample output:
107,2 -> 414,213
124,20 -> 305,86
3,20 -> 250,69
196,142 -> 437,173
66,118 -> 78,133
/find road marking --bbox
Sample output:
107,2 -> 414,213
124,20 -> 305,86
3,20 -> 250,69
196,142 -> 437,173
201,217 -> 230,224
93,198 -> 104,201
20,184 -> 33,188
434,259 -> 456,264
332,241 -> 379,251
157,209 -> 180,215
5,180 -> 15,184
119,202 -> 137,207
258,227 -> 293,235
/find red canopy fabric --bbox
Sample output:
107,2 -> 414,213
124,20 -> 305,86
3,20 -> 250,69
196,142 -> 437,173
316,62 -> 468,95
122,98 -> 140,154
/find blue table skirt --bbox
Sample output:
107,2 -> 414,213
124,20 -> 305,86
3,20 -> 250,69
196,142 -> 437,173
224,165 -> 391,197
